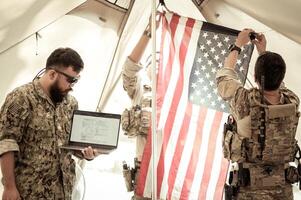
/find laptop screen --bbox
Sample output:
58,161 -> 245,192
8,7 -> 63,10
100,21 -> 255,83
70,110 -> 121,147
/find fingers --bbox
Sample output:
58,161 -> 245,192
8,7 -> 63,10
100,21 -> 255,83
81,146 -> 95,160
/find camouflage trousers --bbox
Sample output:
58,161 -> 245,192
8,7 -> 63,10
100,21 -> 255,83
237,184 -> 293,200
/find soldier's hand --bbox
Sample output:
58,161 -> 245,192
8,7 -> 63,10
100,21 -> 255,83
236,28 -> 254,47
253,33 -> 267,55
2,185 -> 21,200
81,146 -> 95,161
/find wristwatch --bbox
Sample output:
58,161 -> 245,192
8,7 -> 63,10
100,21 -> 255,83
229,44 -> 241,54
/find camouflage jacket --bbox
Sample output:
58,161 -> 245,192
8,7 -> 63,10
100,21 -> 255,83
122,57 -> 151,161
216,67 -> 300,138
0,79 -> 78,200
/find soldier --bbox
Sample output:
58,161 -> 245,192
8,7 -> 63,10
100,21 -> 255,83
121,15 -> 160,200
216,29 -> 300,199
0,48 -> 96,200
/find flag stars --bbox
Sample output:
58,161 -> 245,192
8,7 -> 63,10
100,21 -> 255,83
217,96 -> 222,101
239,66 -> 244,72
208,60 -> 213,66
196,90 -> 201,96
205,73 -> 210,79
206,40 -> 212,45
217,42 -> 222,48
237,59 -> 242,65
218,63 -> 223,68
210,47 -> 216,53
197,57 -> 202,63
207,93 -> 212,99
200,45 -> 205,51
224,36 -> 230,42
203,32 -> 208,38
214,55 -> 219,61
200,98 -> 205,104
194,70 -> 200,76
201,65 -> 206,71
214,89 -> 218,94
213,34 -> 219,40
211,68 -> 217,74
209,80 -> 214,86
243,54 -> 248,58
203,85 -> 208,91
211,101 -> 216,106
221,103 -> 226,109
198,77 -> 204,83
204,53 -> 209,58
191,82 -> 197,88
221,49 -> 226,55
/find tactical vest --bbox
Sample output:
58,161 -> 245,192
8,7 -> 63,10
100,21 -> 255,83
223,88 -> 300,189
246,88 -> 300,164
121,85 -> 152,137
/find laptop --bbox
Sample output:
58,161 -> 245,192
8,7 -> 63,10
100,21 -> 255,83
60,110 -> 121,154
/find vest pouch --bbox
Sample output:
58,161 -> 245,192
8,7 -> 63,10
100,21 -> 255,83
138,109 -> 151,135
248,164 -> 286,189
222,130 -> 246,162
223,130 -> 233,160
231,133 -> 246,162
121,106 -> 141,137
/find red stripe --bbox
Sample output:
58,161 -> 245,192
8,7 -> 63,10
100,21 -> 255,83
198,111 -> 223,199
179,106 -> 207,200
136,128 -> 152,196
162,15 -> 179,96
166,102 -> 193,200
156,13 -> 171,121
136,13 -> 170,196
157,17 -> 196,198
214,158 -> 229,200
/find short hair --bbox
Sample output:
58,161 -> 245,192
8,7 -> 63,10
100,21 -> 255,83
46,48 -> 84,72
254,51 -> 286,91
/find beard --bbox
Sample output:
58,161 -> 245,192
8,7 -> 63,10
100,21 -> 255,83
49,80 -> 72,104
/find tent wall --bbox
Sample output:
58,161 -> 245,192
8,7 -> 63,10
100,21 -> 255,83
0,0 -> 86,54
0,0 -> 128,111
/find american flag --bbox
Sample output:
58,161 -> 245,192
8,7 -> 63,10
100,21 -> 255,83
137,13 -> 253,200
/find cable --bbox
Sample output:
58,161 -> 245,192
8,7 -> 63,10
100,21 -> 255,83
73,164 -> 86,200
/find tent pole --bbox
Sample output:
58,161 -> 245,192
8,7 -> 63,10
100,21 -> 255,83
151,0 -> 157,199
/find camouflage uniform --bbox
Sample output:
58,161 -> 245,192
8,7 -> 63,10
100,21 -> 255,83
122,57 -> 151,200
216,68 -> 300,200
0,79 -> 78,200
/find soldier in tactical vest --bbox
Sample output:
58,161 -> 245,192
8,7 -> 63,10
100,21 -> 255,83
0,48 -> 96,200
121,14 -> 161,200
216,29 -> 300,199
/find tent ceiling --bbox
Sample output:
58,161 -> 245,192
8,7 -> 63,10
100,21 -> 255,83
103,0 -> 131,9
193,0 -> 301,44
0,0 -> 86,54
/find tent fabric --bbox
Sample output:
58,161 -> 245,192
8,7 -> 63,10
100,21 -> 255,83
0,0 -> 86,54
1,0 -> 301,199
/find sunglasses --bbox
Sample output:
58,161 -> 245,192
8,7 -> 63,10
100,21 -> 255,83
54,69 -> 80,84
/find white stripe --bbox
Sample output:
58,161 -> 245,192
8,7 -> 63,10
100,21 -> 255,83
159,18 -> 203,199
161,13 -> 173,79
206,112 -> 228,199
170,104 -> 201,199
188,108 -> 216,200
157,15 -> 186,130
143,14 -> 185,197
158,15 -> 189,199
